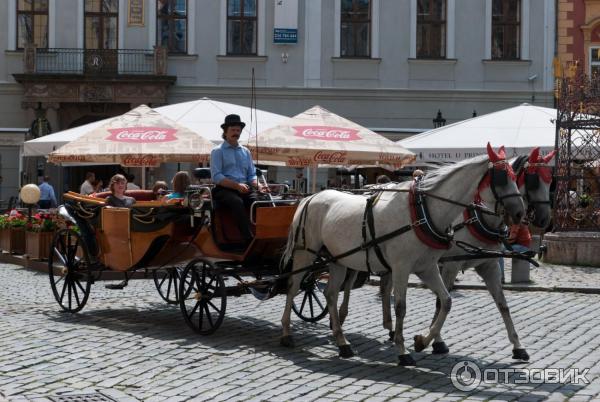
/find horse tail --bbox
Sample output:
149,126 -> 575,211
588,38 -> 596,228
281,194 -> 317,272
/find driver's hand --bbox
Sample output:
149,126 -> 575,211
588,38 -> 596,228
238,183 -> 250,193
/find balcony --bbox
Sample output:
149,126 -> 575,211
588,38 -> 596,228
23,46 -> 168,76
14,45 -> 175,107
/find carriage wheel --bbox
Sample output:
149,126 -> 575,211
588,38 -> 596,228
153,268 -> 181,304
48,228 -> 92,313
292,270 -> 329,322
179,258 -> 227,335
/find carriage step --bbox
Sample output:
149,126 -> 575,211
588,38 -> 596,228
105,280 -> 128,290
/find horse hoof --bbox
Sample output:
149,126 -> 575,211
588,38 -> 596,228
398,354 -> 416,366
513,348 -> 529,361
413,335 -> 426,352
338,345 -> 354,358
280,335 -> 295,348
388,330 -> 395,341
432,341 -> 449,355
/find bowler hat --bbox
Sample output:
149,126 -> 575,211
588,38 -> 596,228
221,114 -> 246,130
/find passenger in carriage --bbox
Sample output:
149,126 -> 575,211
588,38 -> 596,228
210,114 -> 268,244
164,171 -> 190,200
105,174 -> 136,208
152,180 -> 169,200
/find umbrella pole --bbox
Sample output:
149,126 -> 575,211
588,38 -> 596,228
311,165 -> 317,193
141,167 -> 146,190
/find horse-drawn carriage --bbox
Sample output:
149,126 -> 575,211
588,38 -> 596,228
48,169 -> 332,334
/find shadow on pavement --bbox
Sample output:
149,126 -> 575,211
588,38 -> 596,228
44,305 -> 583,399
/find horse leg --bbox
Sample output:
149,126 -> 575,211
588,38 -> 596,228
326,264 -> 354,358
475,261 -> 529,361
338,269 -> 358,326
392,271 -> 414,366
413,267 -> 452,354
280,251 -> 313,348
380,271 -> 394,340
430,263 -> 460,354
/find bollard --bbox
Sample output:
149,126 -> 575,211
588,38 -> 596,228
511,258 -> 531,283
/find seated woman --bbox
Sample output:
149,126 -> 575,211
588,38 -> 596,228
152,180 -> 169,200
105,174 -> 136,208
164,171 -> 190,201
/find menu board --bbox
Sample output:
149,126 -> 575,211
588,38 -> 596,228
128,0 -> 144,26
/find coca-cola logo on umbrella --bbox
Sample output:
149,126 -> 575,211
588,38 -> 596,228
293,126 -> 361,142
106,127 -> 178,143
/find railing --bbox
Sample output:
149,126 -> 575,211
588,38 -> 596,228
25,47 -> 168,76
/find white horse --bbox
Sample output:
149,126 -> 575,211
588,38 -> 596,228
280,144 -> 525,365
361,147 -> 556,362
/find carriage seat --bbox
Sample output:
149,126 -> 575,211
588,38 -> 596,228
93,190 -> 156,201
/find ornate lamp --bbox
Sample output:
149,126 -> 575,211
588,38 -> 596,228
433,110 -> 446,128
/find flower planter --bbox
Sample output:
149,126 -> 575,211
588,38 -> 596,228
0,228 -> 26,254
26,231 -> 54,260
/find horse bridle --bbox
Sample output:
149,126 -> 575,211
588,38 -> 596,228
511,156 -> 552,221
486,160 -> 522,215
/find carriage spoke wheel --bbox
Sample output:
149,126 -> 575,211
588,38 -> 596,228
179,258 -> 226,335
292,270 -> 329,322
48,228 -> 92,313
153,267 -> 181,304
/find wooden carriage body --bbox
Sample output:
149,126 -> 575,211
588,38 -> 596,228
62,190 -> 297,272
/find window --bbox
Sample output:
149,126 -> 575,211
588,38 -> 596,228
157,0 -> 188,53
227,0 -> 257,55
417,0 -> 446,58
85,0 -> 118,49
341,0 -> 371,57
17,0 -> 49,49
491,0 -> 520,60
590,47 -> 600,77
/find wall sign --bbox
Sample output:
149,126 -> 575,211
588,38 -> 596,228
128,0 -> 144,27
274,0 -> 298,44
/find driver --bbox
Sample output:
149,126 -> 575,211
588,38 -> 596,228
210,114 -> 267,245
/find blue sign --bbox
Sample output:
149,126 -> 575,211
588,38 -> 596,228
274,28 -> 298,44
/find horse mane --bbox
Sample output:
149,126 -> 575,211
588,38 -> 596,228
417,155 -> 489,192
511,155 -> 528,176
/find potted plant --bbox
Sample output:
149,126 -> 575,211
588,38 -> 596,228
3,210 -> 27,254
579,193 -> 593,208
25,212 -> 59,260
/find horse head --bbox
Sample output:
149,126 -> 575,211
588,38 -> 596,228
478,143 -> 525,224
515,147 -> 556,229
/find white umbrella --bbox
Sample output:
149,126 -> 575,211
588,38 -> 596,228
399,103 -> 557,162
154,97 -> 288,143
23,97 -> 288,156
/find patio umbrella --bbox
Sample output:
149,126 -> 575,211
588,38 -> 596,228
399,103 -> 558,163
246,105 -> 415,191
23,97 -> 288,156
47,105 -> 215,187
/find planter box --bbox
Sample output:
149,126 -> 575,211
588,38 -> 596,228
26,231 -> 54,260
0,228 -> 26,254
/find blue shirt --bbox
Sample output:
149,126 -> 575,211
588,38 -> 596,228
165,192 -> 184,199
39,182 -> 57,207
210,142 -> 257,185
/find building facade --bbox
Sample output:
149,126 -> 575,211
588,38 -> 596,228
556,0 -> 600,77
0,0 -> 556,194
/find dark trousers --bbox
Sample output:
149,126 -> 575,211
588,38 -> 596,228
38,200 -> 52,209
212,186 -> 258,241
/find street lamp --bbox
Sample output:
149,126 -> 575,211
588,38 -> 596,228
19,184 -> 40,222
433,110 -> 446,128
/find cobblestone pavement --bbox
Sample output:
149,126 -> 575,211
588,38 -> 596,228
408,258 -> 600,292
1,263 -> 600,401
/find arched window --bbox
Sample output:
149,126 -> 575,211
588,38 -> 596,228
17,0 -> 49,49
491,0 -> 520,60
417,0 -> 446,58
85,0 -> 118,50
227,0 -> 258,55
157,0 -> 188,53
